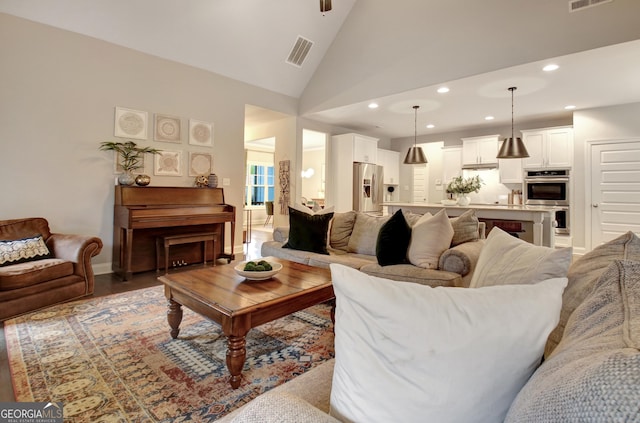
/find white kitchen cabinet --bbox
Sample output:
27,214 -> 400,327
352,134 -> 378,164
330,133 -> 379,212
442,147 -> 462,187
377,148 -> 400,184
498,139 -> 523,183
522,126 -> 573,169
461,135 -> 499,167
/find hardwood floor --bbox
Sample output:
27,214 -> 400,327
0,227 -> 272,402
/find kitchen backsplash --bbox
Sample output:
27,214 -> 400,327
460,168 -> 522,205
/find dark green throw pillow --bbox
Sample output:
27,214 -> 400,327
376,209 -> 411,266
283,207 -> 334,255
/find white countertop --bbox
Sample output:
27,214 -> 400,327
383,202 -> 560,213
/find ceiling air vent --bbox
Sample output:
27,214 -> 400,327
286,36 -> 313,67
569,0 -> 612,12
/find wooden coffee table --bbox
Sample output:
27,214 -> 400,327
158,257 -> 334,389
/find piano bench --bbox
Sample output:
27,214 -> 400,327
156,232 -> 218,274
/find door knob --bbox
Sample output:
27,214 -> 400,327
592,203 -> 599,208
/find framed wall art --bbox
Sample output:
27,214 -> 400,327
188,152 -> 213,176
154,150 -> 182,176
154,114 -> 181,143
189,119 -> 213,147
114,107 -> 147,140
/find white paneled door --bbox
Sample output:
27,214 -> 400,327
590,140 -> 640,248
413,164 -> 429,203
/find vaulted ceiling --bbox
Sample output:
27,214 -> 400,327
2,0 -> 640,139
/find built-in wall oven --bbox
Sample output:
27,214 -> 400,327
524,169 -> 570,235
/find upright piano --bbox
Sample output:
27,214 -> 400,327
113,186 -> 236,280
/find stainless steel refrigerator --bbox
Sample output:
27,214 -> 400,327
353,162 -> 384,213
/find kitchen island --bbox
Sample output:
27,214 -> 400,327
385,202 -> 558,247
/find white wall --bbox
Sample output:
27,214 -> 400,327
572,102 -> 640,253
301,149 -> 325,201
0,14 -> 298,271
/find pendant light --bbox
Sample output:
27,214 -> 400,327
403,105 -> 428,164
497,87 -> 529,159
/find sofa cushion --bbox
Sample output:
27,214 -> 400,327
450,209 -> 480,246
329,211 -> 356,252
282,207 -> 334,255
407,209 -> 454,269
0,234 -> 52,267
375,209 -> 411,266
505,260 -> 640,422
360,263 -> 462,287
308,252 -> 375,270
469,227 -> 572,288
230,391 -> 340,423
546,230 -> 640,357
0,258 -> 73,290
347,213 -> 390,255
329,264 -> 567,423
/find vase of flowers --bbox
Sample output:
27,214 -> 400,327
446,175 -> 483,206
99,141 -> 162,185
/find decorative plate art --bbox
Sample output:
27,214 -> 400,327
188,152 -> 213,176
114,107 -> 147,140
154,114 -> 181,143
189,119 -> 213,147
154,151 -> 182,176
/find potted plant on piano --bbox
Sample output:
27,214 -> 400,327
99,140 -> 162,186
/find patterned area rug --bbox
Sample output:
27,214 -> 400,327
5,286 -> 334,421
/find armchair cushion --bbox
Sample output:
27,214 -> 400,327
0,234 -> 51,267
0,259 -> 73,290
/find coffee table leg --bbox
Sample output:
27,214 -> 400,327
167,299 -> 183,339
226,334 -> 247,389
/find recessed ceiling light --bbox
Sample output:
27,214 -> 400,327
543,64 -> 559,72
426,124 -> 435,129
485,116 -> 495,121
564,105 -> 576,110
437,87 -> 450,94
368,102 -> 379,109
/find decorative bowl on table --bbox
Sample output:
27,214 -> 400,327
234,260 -> 283,280
441,199 -> 458,206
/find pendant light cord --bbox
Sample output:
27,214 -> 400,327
413,105 -> 419,146
509,86 -> 516,140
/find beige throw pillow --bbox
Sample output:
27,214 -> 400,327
545,230 -> 640,357
449,209 -> 480,246
407,209 -> 454,269
469,227 -> 572,288
347,213 -> 390,255
329,211 -> 357,251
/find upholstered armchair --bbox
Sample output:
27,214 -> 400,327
0,217 -> 103,320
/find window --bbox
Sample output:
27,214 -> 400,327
245,162 -> 274,206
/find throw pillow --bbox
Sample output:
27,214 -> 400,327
329,211 -> 357,252
546,230 -> 640,357
449,209 -> 480,246
0,234 -> 52,267
469,227 -> 572,288
329,264 -> 567,423
406,209 -> 453,269
282,207 -> 334,255
375,209 -> 411,266
347,213 -> 390,256
505,260 -> 640,422
291,202 -> 335,216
